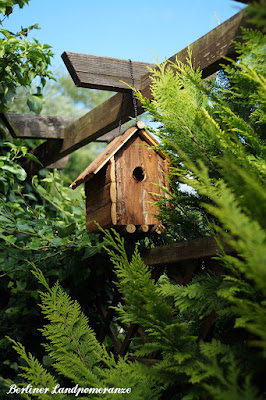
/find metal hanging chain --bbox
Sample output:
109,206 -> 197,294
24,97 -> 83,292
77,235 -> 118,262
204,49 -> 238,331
129,59 -> 138,123
118,92 -> 125,135
119,59 -> 137,134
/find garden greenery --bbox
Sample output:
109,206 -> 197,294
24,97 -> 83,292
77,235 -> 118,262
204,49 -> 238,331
0,1 -> 265,399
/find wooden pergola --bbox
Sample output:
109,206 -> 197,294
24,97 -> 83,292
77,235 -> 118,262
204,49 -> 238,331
0,8 -> 253,374
1,10 -> 246,174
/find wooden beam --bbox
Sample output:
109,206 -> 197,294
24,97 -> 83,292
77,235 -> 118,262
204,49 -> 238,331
141,10 -> 245,98
141,236 -> 233,266
25,10 -> 247,174
24,92 -> 144,174
1,113 -> 115,142
62,52 -> 154,92
1,113 -> 76,139
46,155 -> 70,170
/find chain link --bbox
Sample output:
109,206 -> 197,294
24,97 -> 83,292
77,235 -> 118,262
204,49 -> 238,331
118,92 -> 125,135
129,59 -> 138,123
118,59 -> 138,135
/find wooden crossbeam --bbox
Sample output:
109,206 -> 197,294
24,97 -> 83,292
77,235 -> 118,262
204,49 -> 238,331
24,92 -> 144,174
25,10 -> 246,174
62,52 -> 154,92
141,236 -> 233,266
141,10 -> 245,99
1,113 -> 116,142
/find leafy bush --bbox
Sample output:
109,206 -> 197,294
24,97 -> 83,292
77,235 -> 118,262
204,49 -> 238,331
1,18 -> 265,399
0,0 -> 54,114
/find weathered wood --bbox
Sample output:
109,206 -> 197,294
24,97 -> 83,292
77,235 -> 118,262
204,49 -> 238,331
115,134 -> 167,226
70,125 -> 140,189
1,113 -> 76,139
197,310 -> 216,343
47,155 -> 70,170
98,291 -> 121,343
25,11 -> 247,174
85,159 -> 119,232
125,224 -> 136,234
136,120 -> 145,130
110,157 -> 117,225
62,52 -> 154,92
86,182 -> 112,212
86,202 -> 113,233
1,112 -> 115,142
151,224 -> 166,235
142,236 -> 233,266
96,301 -> 121,353
139,224 -> 149,233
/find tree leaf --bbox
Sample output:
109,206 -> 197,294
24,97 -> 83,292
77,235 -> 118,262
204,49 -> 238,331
24,153 -> 43,166
27,94 -> 44,114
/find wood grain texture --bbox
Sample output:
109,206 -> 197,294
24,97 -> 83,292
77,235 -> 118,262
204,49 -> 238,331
86,182 -> 112,212
1,112 -> 116,142
110,157 -> 117,225
141,236 -> 233,266
71,125 -> 139,189
115,134 -> 168,226
2,113 -> 76,139
85,160 -> 118,232
62,52 -> 154,92
86,202 -> 113,233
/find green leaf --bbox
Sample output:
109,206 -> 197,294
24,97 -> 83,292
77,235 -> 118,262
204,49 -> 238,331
4,85 -> 16,104
0,46 -> 5,58
27,93 -> 44,114
24,152 -> 43,166
1,164 -> 27,181
5,307 -> 20,315
57,223 -> 76,238
81,247 -> 99,260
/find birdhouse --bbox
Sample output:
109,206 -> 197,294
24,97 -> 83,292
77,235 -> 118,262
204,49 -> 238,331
70,121 -> 170,234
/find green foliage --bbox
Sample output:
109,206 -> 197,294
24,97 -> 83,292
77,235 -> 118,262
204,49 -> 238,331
1,3 -> 266,400
3,267 -> 161,399
127,21 -> 265,399
135,26 -> 266,239
9,69 -> 109,184
0,136 -> 108,392
8,224 -> 263,399
10,69 -> 112,117
0,0 -> 54,114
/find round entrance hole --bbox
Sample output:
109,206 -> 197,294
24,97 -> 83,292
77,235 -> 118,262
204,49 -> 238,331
133,166 -> 146,182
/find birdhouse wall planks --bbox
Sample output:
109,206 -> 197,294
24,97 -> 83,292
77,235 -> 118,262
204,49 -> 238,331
71,121 -> 170,234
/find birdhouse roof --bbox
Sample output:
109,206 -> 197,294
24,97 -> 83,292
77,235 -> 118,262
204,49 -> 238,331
70,121 -> 165,190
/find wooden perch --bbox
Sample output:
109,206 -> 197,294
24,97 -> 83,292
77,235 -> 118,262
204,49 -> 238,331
62,52 -> 154,92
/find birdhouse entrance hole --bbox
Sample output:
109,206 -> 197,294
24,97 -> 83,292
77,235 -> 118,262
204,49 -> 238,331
133,166 -> 146,182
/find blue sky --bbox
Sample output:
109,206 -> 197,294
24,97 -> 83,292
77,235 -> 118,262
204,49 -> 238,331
4,0 -> 245,70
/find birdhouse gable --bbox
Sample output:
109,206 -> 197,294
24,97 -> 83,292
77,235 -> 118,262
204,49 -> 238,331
70,121 -> 170,234
70,121 -> 164,190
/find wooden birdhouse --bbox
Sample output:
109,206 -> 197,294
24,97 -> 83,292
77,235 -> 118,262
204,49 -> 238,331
70,121 -> 170,234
